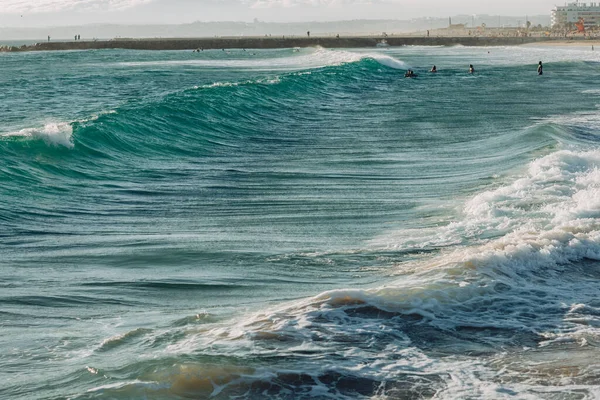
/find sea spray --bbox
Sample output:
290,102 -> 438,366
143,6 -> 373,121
2,122 -> 74,148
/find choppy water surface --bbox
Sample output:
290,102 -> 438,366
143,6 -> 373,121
2,45 -> 600,399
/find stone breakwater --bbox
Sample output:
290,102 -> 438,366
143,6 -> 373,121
0,36 -> 567,52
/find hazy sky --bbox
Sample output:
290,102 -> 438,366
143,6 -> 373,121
0,0 -> 558,26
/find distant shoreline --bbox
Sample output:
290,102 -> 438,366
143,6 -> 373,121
1,36 -> 595,52
523,39 -> 600,47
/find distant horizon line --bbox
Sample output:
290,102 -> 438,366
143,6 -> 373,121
0,14 -> 552,29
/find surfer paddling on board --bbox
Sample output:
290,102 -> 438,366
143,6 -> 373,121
537,61 -> 543,75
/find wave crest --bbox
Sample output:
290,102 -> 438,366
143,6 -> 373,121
2,122 -> 74,148
114,47 -> 406,71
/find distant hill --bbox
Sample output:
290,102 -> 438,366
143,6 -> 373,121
0,15 -> 551,42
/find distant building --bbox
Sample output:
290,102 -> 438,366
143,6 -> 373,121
552,2 -> 600,28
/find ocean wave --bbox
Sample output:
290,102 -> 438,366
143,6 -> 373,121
336,148 -> 600,326
0,50 -> 401,156
1,122 -> 74,148
113,47 -> 406,71
0,111 -> 116,149
543,111 -> 600,144
97,328 -> 154,352
193,76 -> 282,90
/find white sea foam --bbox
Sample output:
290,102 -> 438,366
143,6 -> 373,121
367,52 -> 407,69
1,122 -> 74,148
0,110 -> 117,149
194,76 -> 282,90
370,149 -> 600,257
86,380 -> 169,392
115,47 -> 406,71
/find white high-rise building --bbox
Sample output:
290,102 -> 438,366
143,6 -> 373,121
552,2 -> 600,27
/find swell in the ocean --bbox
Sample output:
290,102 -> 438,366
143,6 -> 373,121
0,49 -> 404,153
3,46 -> 600,400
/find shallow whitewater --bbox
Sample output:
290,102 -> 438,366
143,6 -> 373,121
2,46 -> 600,399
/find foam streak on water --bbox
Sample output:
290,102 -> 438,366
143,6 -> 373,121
1,45 -> 600,399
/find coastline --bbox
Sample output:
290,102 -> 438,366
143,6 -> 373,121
522,39 -> 600,47
0,36 -> 588,52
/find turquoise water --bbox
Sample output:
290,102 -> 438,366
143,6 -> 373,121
2,45 -> 600,399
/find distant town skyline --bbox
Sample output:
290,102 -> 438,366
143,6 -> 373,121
0,0 -> 558,27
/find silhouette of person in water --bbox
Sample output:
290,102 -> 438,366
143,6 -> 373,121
307,31 -> 310,37
469,64 -> 475,74
430,65 -> 437,73
537,61 -> 543,75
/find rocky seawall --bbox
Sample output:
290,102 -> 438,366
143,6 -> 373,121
0,36 -> 569,52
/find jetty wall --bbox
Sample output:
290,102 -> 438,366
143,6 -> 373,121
1,36 -> 568,52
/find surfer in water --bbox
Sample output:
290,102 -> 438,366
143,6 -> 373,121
404,69 -> 417,78
537,61 -> 543,75
469,64 -> 475,74
430,65 -> 437,73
